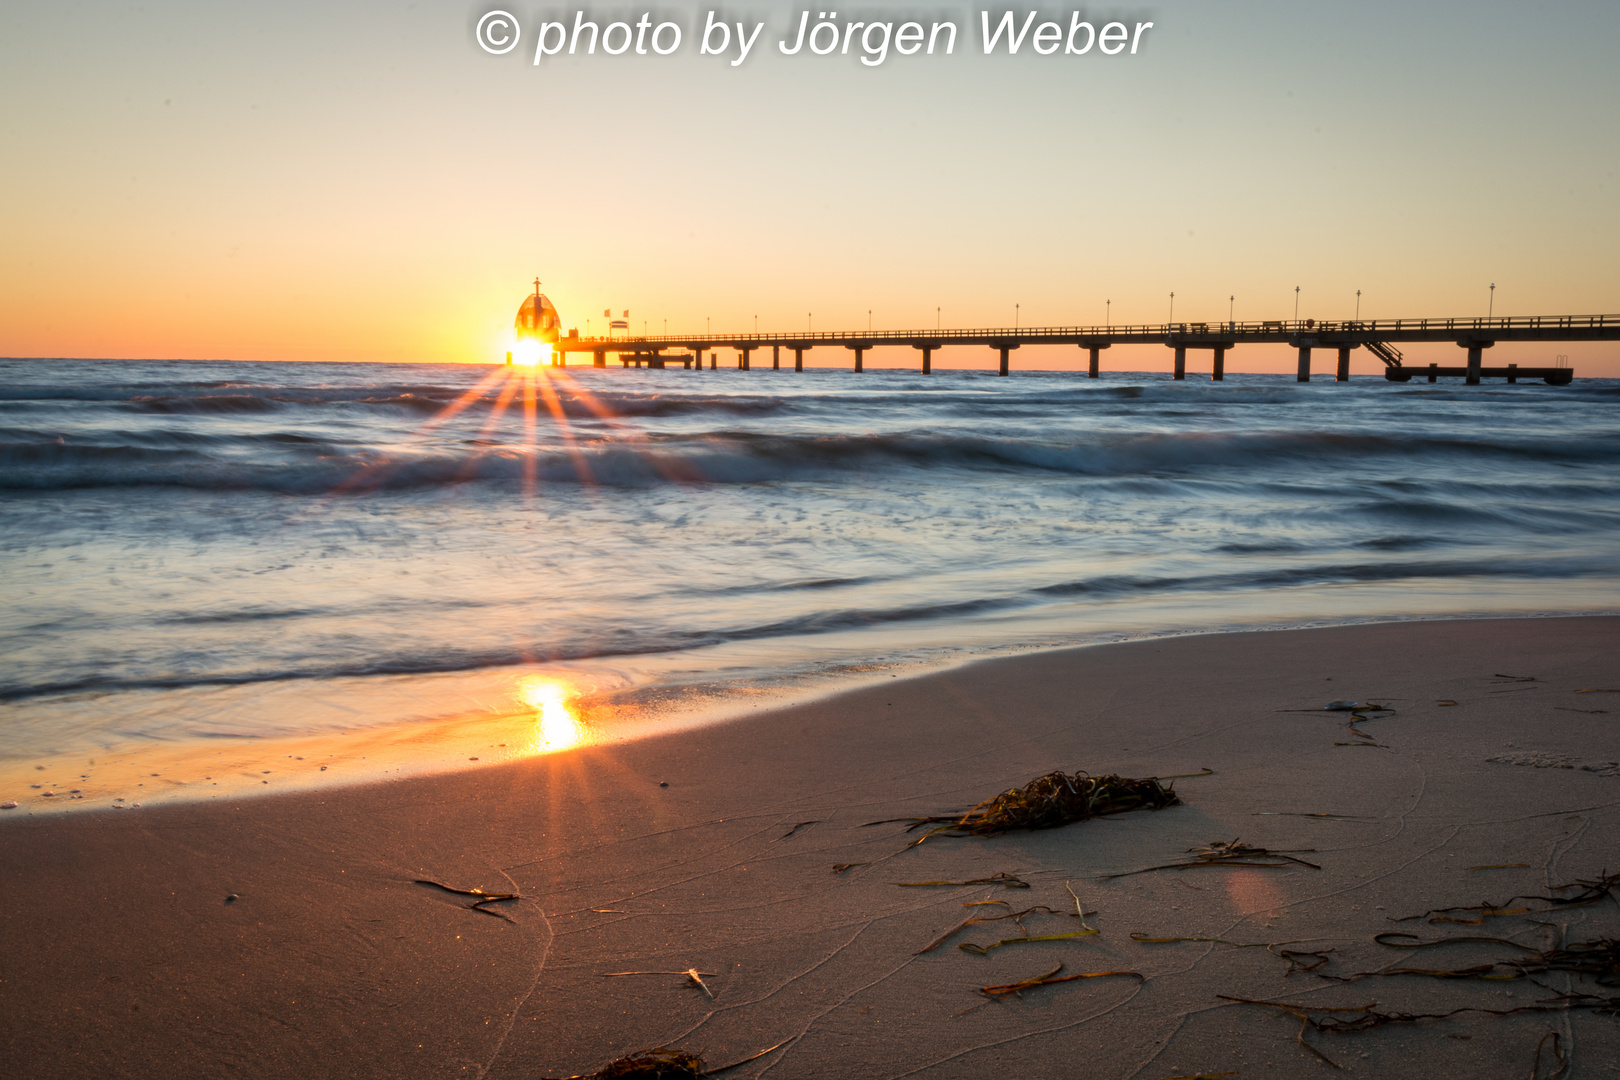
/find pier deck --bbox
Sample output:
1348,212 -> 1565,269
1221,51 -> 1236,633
537,313 -> 1618,384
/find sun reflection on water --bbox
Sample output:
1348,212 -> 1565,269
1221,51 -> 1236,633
520,678 -> 583,753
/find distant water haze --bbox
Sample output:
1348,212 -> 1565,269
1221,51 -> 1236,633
3,358 -> 1619,804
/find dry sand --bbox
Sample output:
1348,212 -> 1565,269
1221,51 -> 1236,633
3,616 -> 1619,1079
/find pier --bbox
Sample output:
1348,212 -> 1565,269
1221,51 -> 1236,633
543,313 -> 1620,384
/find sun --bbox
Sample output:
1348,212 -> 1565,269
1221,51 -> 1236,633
512,339 -> 549,367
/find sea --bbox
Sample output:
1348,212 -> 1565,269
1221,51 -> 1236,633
3,358 -> 1619,796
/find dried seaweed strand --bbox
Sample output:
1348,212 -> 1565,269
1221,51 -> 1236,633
897,872 -> 1030,889
1104,839 -> 1321,879
776,821 -> 820,841
1394,870 -> 1620,924
1215,995 -> 1607,1071
1126,932 -> 1316,948
978,964 -> 1143,1000
1276,948 -> 1334,975
1326,963 -> 1518,983
1427,907 -> 1533,925
1129,932 -> 1325,972
1374,932 -> 1536,951
1065,880 -> 1093,931
1532,1032 -> 1569,1080
918,905 -> 1072,954
1254,812 -> 1372,820
413,878 -> 519,914
705,1040 -> 794,1076
959,929 -> 1100,955
1513,939 -> 1620,986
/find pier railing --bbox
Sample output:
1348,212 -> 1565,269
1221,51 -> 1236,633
542,312 -> 1616,384
570,313 -> 1620,349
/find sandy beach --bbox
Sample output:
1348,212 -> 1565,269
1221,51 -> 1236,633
3,616 -> 1619,1079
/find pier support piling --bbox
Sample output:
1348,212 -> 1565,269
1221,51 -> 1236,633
1173,346 -> 1186,380
1084,343 -> 1108,378
853,346 -> 865,373
913,346 -> 939,380
793,348 -> 804,372
1466,344 -> 1483,385
1428,363 -> 1437,383
593,350 -> 606,368
773,345 -> 780,370
1508,363 -> 1519,384
709,351 -> 716,370
1212,347 -> 1226,382
1297,345 -> 1312,382
1336,346 -> 1351,382
998,346 -> 1010,376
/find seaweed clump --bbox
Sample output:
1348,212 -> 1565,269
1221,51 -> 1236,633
900,771 -> 1179,845
546,1047 -> 705,1080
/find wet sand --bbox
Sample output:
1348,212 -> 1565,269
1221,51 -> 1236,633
3,617 -> 1618,1079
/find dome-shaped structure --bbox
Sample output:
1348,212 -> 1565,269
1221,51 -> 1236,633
515,292 -> 561,343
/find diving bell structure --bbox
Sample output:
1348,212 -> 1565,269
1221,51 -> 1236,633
516,289 -> 561,344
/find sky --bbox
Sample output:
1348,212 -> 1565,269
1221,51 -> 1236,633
2,1 -> 1617,373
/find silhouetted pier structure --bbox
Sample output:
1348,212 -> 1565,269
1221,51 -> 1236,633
547,314 -> 1620,384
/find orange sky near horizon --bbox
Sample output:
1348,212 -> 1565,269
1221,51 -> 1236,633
2,1 -> 1616,375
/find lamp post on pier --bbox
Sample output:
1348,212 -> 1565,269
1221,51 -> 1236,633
1294,286 -> 1300,325
1168,292 -> 1174,324
1356,290 -> 1361,321
1489,283 -> 1496,319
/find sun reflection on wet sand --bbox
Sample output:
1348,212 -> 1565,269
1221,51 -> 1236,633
0,674 -> 606,815
521,677 -> 584,753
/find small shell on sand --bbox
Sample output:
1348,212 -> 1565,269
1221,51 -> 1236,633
1,801 -> 17,809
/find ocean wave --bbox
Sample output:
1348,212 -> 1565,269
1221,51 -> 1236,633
0,553 -> 1601,704
1,380 -> 795,422
5,426 -> 1620,492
